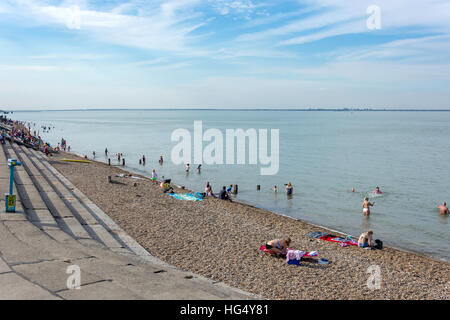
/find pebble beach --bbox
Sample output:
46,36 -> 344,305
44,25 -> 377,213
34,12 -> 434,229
50,152 -> 450,300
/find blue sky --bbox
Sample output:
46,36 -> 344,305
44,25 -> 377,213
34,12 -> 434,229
1,0 -> 450,109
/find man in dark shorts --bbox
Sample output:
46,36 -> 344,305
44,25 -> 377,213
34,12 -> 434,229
219,186 -> 232,202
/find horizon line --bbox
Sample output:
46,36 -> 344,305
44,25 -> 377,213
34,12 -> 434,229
4,107 -> 450,112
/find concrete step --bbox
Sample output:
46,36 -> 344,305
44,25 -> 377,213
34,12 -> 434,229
10,143 -> 92,239
0,143 -> 255,300
23,146 -> 127,251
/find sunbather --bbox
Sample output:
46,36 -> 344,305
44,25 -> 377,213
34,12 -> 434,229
265,237 -> 291,255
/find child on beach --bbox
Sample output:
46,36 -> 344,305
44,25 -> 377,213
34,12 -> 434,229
151,169 -> 157,184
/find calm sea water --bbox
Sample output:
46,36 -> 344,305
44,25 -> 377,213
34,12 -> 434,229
10,110 -> 450,262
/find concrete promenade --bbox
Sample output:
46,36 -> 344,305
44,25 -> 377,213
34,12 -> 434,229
0,140 -> 255,300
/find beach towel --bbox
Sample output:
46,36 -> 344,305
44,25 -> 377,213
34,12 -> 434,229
285,249 -> 319,265
306,231 -> 330,239
319,235 -> 358,246
259,245 -> 318,258
168,193 -> 203,202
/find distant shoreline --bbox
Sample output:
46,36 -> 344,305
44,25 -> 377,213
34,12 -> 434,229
7,108 -> 450,112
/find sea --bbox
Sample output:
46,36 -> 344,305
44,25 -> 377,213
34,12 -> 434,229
9,109 -> 450,262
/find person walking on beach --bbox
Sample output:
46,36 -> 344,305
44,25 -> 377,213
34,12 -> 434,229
437,202 -> 449,215
358,230 -> 374,248
265,238 -> 291,255
362,197 -> 374,215
151,169 -> 157,184
285,182 -> 293,195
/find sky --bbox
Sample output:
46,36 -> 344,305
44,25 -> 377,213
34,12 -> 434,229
1,0 -> 450,110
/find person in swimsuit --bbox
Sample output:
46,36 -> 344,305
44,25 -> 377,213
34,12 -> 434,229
373,186 -> 382,194
185,163 -> 190,172
437,202 -> 449,215
265,238 -> 291,255
159,156 -> 163,164
274,186 -> 278,192
358,230 -> 374,247
151,169 -> 157,184
205,181 -> 214,197
285,182 -> 293,195
362,197 -> 374,215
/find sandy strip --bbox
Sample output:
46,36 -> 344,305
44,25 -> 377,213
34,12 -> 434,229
50,152 -> 449,300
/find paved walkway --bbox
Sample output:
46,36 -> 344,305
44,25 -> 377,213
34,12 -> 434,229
0,141 -> 255,300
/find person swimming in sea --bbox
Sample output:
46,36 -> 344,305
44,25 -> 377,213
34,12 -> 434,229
362,197 -> 375,215
437,202 -> 449,215
373,186 -> 382,194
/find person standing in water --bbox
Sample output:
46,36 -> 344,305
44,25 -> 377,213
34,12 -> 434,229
362,197 -> 375,215
437,202 -> 449,215
105,148 -> 108,156
185,163 -> 190,172
142,155 -> 146,165
285,182 -> 293,195
159,155 -> 163,164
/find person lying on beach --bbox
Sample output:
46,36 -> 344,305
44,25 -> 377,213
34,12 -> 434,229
437,202 -> 449,215
219,186 -> 232,202
358,230 -> 374,248
265,238 -> 291,255
362,197 -> 374,215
